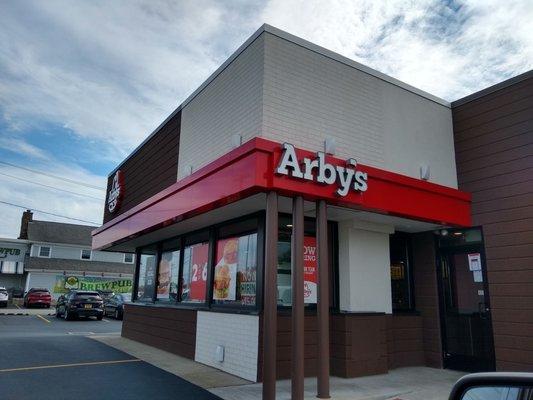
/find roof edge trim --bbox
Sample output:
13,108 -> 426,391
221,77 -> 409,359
451,69 -> 533,108
262,24 -> 451,108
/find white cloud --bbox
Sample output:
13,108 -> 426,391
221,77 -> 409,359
0,0 -> 531,237
0,161 -> 106,238
0,137 -> 50,160
1,0 -> 531,156
0,0 -> 261,158
260,0 -> 533,99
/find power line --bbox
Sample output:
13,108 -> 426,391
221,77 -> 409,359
0,200 -> 100,226
0,160 -> 106,191
0,171 -> 104,201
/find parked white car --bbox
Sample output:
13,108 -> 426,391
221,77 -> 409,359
0,287 -> 8,307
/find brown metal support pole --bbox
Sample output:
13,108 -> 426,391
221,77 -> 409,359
292,196 -> 305,400
316,200 -> 330,398
263,191 -> 278,400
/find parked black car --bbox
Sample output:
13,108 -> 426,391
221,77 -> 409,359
55,291 -> 104,320
103,293 -> 131,320
97,290 -> 114,301
9,287 -> 24,298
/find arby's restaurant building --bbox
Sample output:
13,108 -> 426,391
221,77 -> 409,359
92,24 -> 533,395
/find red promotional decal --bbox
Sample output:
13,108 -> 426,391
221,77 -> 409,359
213,238 -> 239,300
189,243 -> 208,301
303,236 -> 317,304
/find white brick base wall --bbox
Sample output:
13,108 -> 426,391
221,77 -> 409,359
195,311 -> 259,382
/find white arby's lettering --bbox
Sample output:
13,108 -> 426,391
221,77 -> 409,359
275,143 -> 368,196
107,170 -> 123,213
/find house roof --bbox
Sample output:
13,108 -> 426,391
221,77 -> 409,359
25,257 -> 134,275
27,220 -> 95,246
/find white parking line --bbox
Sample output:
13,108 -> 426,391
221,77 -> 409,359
67,331 -> 95,335
36,315 -> 51,324
0,359 -> 141,373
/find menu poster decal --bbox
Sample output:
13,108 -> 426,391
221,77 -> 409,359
468,253 -> 482,271
239,269 -> 256,306
144,256 -> 157,298
189,243 -> 209,301
304,236 -> 317,304
213,238 -> 238,301
157,252 -> 179,299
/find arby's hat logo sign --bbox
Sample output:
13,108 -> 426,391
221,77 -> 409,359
107,170 -> 124,213
275,143 -> 368,196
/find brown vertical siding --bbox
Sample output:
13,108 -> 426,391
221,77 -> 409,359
103,111 -> 181,224
257,313 -> 319,380
452,73 -> 533,372
386,314 -> 424,369
330,314 -> 388,377
411,232 -> 443,368
258,312 -> 423,380
121,304 -> 197,359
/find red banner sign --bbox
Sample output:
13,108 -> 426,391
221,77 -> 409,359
214,238 -> 239,301
189,243 -> 208,301
303,236 -> 317,304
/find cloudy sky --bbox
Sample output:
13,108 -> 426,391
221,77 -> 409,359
0,0 -> 532,238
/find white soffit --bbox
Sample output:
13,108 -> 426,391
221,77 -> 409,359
105,193 -> 267,252
279,197 -> 442,233
324,206 -> 442,233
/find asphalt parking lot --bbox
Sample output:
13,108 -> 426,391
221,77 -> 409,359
0,315 -> 222,400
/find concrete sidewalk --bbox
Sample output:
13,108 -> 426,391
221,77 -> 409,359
210,367 -> 466,400
92,335 -> 466,400
92,335 -> 250,389
0,306 -> 55,316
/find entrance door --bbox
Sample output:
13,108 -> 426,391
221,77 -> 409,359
437,230 -> 495,372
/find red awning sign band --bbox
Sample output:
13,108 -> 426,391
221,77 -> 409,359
93,138 -> 471,250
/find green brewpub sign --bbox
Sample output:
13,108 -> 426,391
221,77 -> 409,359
53,275 -> 133,294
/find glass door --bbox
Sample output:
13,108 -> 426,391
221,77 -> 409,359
437,229 -> 495,371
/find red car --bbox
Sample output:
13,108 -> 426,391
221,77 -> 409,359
24,288 -> 52,308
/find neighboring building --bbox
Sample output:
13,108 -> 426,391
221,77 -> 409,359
0,210 -> 135,299
451,75 -> 533,373
0,238 -> 28,290
91,23 -> 532,389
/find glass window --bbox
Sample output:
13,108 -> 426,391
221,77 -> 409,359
39,246 -> 51,258
277,215 -> 322,307
181,241 -> 209,303
1,261 -> 16,274
124,253 -> 134,263
438,228 -> 483,247
277,239 -> 291,306
390,232 -> 413,312
212,232 -> 258,306
136,247 -> 157,301
157,240 -> 180,302
80,249 -> 92,260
